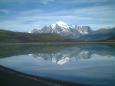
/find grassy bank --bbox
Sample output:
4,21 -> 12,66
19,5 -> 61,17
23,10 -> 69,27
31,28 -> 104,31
0,41 -> 115,45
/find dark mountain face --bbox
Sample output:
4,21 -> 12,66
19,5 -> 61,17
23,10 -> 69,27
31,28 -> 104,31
79,27 -> 115,41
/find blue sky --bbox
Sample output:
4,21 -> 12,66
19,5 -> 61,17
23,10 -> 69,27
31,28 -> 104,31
0,0 -> 115,32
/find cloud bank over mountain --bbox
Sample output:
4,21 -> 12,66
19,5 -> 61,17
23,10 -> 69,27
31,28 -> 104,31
0,0 -> 115,32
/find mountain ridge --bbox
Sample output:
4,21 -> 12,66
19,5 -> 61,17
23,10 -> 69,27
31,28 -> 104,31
32,21 -> 115,41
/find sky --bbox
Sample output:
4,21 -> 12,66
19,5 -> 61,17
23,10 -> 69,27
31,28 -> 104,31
0,0 -> 115,32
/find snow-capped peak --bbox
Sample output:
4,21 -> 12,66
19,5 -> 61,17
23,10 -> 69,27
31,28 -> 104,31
56,21 -> 70,29
31,21 -> 92,39
56,21 -> 67,26
50,24 -> 56,29
48,21 -> 71,32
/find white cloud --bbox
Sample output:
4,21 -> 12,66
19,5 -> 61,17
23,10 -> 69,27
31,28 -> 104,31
41,0 -> 54,5
63,0 -> 109,3
0,0 -> 114,32
19,9 -> 43,16
0,0 -> 55,4
50,5 -> 115,18
0,20 -> 35,32
0,9 -> 10,14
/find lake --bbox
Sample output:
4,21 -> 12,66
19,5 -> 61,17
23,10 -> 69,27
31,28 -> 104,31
0,44 -> 115,86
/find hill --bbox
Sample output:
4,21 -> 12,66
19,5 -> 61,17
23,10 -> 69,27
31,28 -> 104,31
0,29 -> 67,43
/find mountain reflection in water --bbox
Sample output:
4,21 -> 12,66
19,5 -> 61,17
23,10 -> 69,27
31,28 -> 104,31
28,44 -> 115,65
0,44 -> 115,86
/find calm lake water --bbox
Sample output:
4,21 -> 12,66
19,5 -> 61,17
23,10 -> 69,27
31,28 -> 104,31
0,44 -> 115,86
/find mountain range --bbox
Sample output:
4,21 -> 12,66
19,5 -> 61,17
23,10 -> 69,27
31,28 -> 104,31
0,21 -> 115,43
32,21 -> 115,41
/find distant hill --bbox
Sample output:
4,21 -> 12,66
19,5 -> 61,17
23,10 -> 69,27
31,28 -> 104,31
78,27 -> 115,41
0,29 -> 67,43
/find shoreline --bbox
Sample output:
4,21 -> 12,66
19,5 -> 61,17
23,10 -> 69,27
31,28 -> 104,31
0,65 -> 87,86
0,41 -> 115,45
